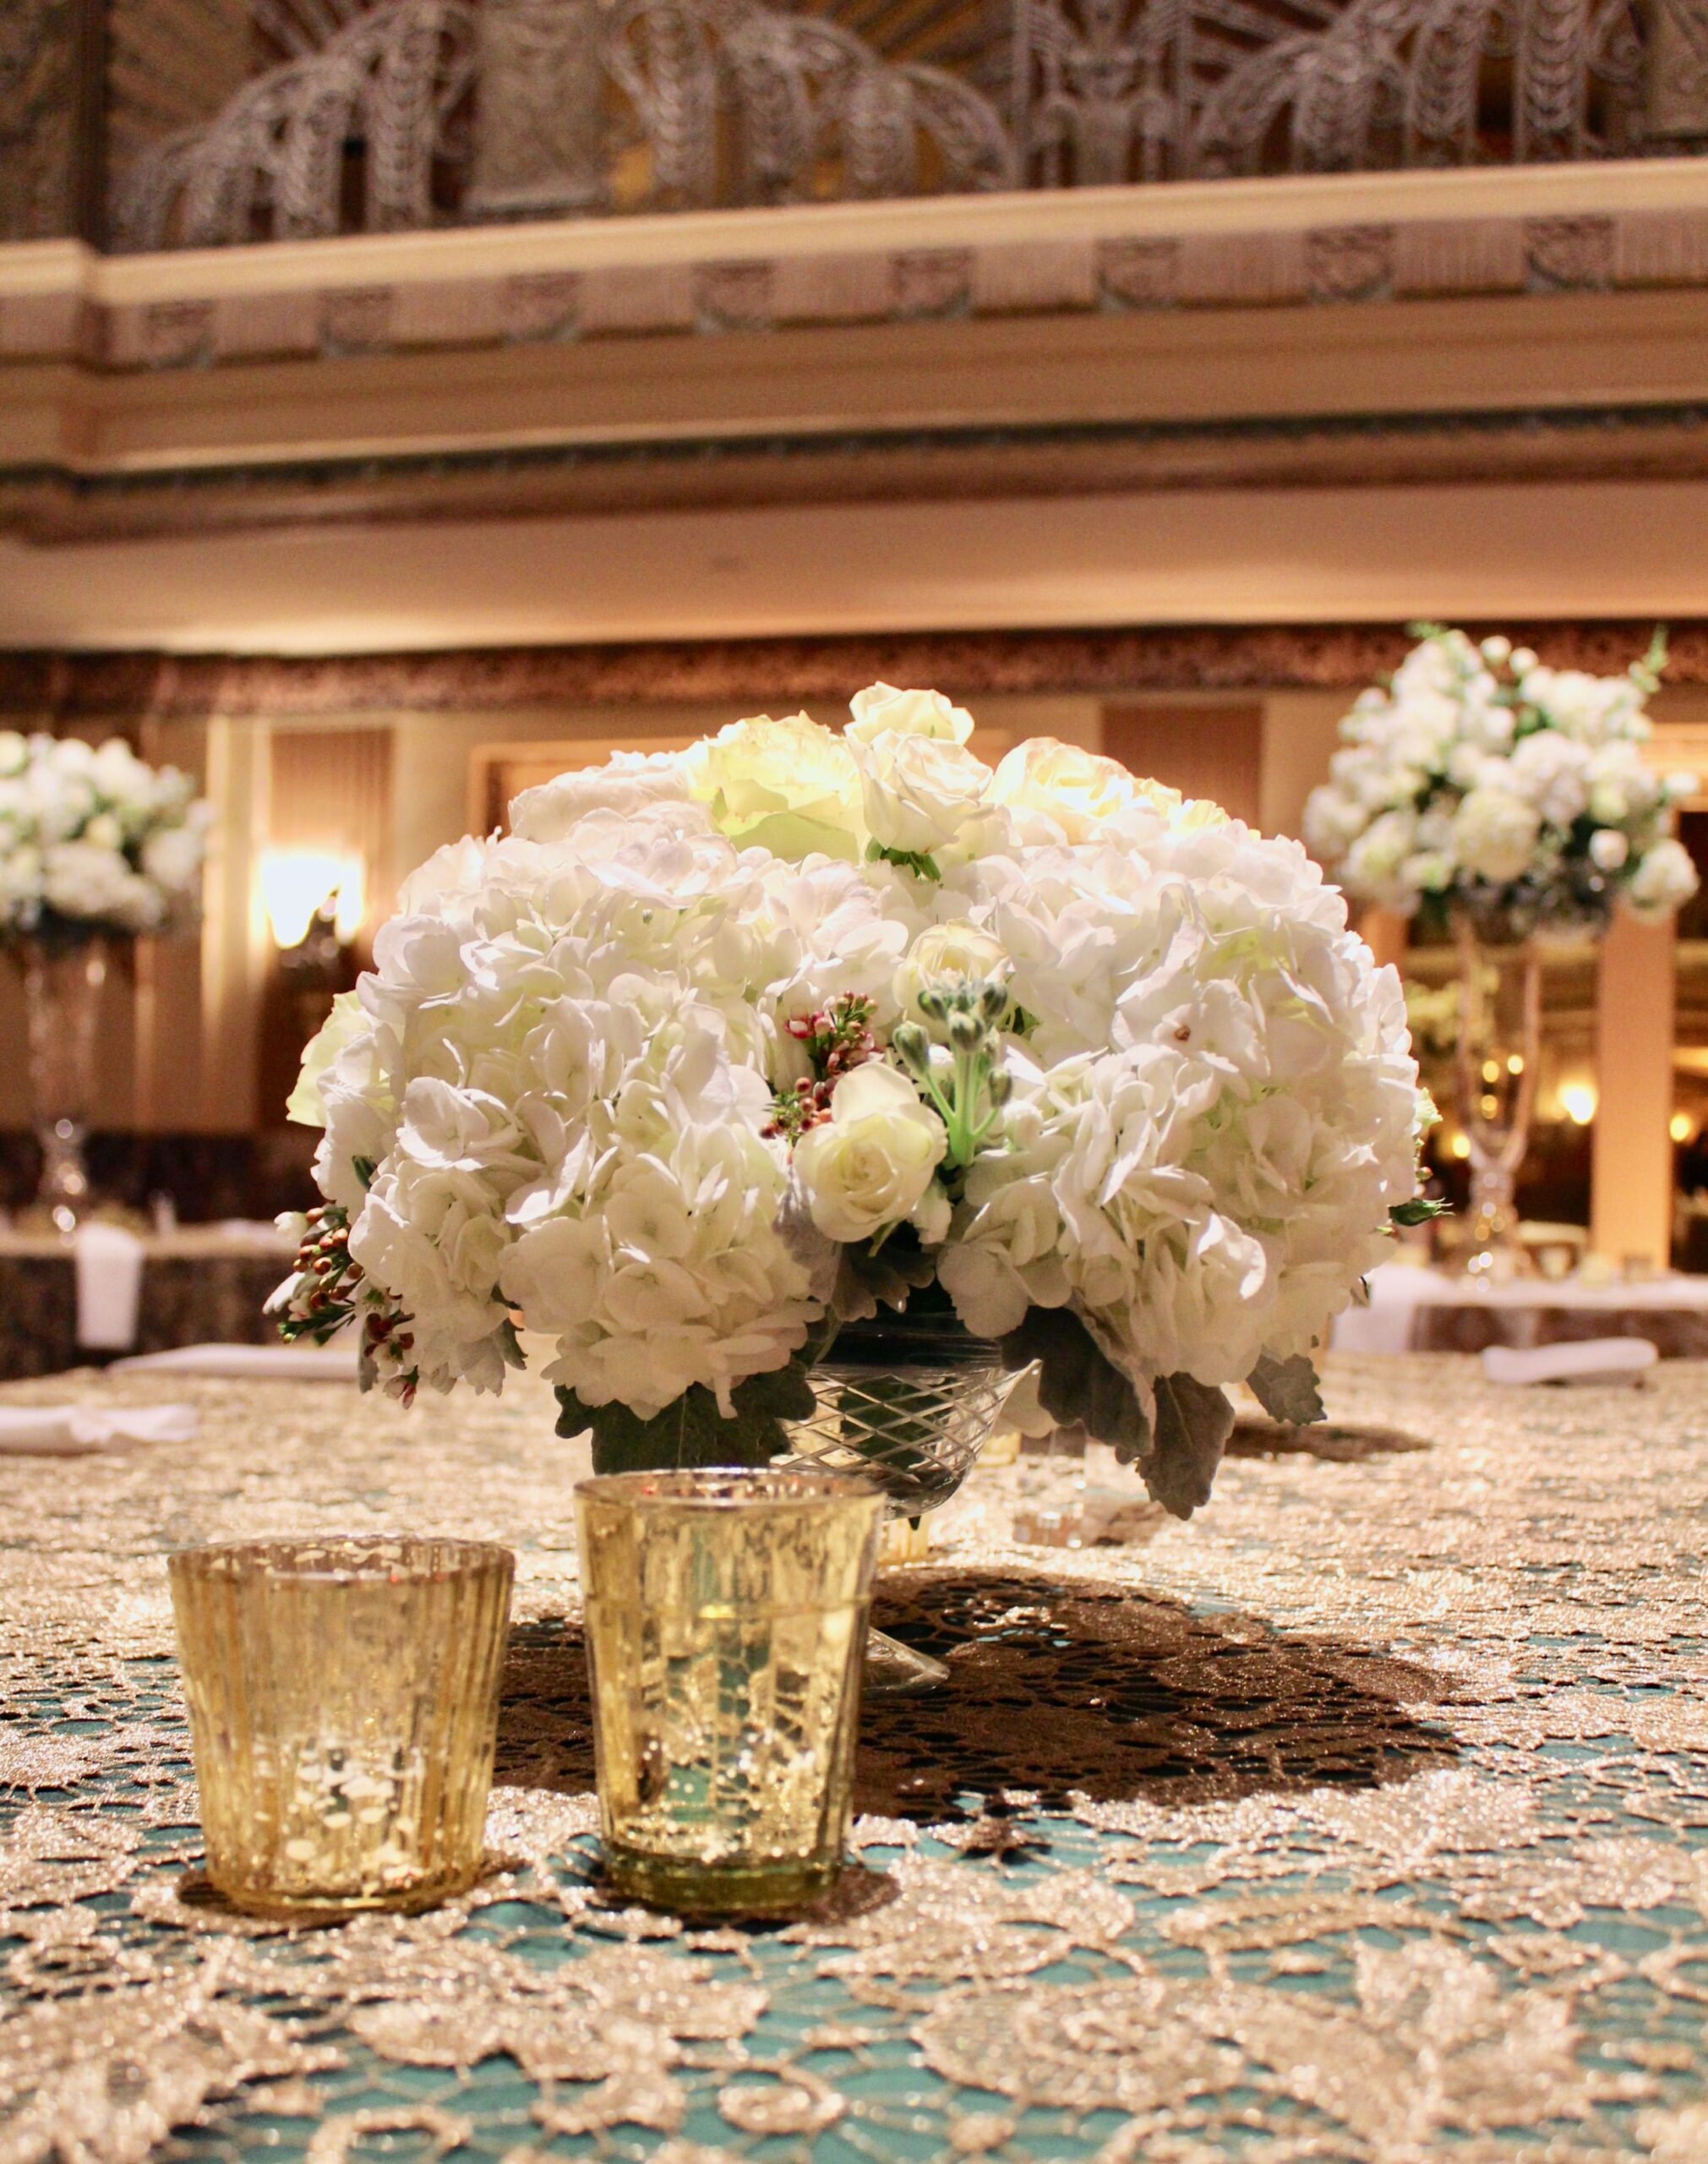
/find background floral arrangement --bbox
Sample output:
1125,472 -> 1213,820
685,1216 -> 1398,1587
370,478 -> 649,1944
1303,627 -> 1698,932
276,686 -> 1427,1516
0,730 -> 211,943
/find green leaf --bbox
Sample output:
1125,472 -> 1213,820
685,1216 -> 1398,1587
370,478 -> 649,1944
1247,1352 -> 1326,1427
998,1306 -> 1151,1452
865,840 -> 942,882
555,1358 -> 818,1477
352,1155 -> 377,1190
1391,1197 -> 1449,1227
1149,1374 -> 1236,1519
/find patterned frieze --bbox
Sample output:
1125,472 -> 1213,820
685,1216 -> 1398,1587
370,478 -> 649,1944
3,199 -> 1705,374
3,620 -> 1706,721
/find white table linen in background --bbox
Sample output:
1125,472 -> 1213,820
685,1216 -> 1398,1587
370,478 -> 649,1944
109,1341 -> 359,1380
0,1401 -> 198,1454
74,1224 -> 147,1352
1331,1260 -> 1708,1355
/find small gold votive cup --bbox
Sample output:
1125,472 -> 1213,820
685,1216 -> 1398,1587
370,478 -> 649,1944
575,1467 -> 883,1916
168,1534 -> 515,1917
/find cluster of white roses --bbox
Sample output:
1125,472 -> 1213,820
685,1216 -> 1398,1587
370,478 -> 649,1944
0,730 -> 210,941
286,686 -> 1422,1440
1303,629 -> 1698,926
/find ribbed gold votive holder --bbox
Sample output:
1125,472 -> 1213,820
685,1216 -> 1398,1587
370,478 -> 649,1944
168,1534 -> 514,1916
575,1468 -> 883,1916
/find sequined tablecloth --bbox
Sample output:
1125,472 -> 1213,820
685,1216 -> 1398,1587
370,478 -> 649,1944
3,1357 -> 1707,2163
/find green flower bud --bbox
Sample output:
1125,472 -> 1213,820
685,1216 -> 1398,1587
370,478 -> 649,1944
979,978 -> 1009,1021
987,1065 -> 1014,1107
892,1021 -> 931,1072
948,1010 -> 983,1053
917,986 -> 949,1021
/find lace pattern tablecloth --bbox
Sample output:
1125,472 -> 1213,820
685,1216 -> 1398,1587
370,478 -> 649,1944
3,1357 -> 1707,2161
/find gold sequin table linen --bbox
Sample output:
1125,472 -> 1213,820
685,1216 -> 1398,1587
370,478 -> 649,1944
2,1357 -> 1706,2162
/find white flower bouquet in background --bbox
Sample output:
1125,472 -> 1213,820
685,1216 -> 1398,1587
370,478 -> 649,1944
1303,627 -> 1698,933
276,686 -> 1428,1517
1,730 -> 212,1226
0,730 -> 211,944
1305,628 -> 1699,1272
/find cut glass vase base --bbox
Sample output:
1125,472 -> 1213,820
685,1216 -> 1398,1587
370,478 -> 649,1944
865,1624 -> 950,1697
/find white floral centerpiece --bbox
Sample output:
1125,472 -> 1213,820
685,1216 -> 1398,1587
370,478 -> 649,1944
275,686 -> 1428,1516
1303,628 -> 1698,1269
1,730 -> 213,1223
0,730 -> 210,943
1302,628 -> 1698,932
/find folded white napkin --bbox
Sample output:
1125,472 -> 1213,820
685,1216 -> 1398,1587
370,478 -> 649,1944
74,1222 -> 147,1352
0,1402 -> 199,1455
109,1342 -> 358,1380
1481,1337 -> 1658,1386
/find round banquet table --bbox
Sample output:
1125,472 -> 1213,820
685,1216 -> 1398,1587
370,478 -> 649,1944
2,1356 -> 1705,2161
1332,1258 -> 1708,1357
0,1225 -> 294,1380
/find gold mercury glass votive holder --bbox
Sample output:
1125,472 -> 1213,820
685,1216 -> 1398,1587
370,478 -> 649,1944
168,1534 -> 515,1917
576,1467 -> 884,1916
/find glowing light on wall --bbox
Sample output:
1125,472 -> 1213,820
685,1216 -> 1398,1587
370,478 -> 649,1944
1559,1081 -> 1599,1127
1449,1132 -> 1471,1160
259,850 -> 366,948
1671,1112 -> 1694,1145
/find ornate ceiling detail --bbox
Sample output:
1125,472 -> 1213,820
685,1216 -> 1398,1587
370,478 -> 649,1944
0,1 -> 78,240
104,0 -> 1708,251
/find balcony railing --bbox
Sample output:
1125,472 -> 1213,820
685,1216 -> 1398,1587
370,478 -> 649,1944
101,0 -> 1708,251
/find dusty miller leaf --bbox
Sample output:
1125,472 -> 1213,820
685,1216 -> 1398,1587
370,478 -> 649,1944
1148,1373 -> 1236,1518
1247,1352 -> 1326,1428
998,1307 -> 1151,1452
555,1359 -> 818,1476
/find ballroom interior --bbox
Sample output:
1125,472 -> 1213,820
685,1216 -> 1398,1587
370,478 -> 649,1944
5,0 -> 1708,1289
7,2 -> 1708,2152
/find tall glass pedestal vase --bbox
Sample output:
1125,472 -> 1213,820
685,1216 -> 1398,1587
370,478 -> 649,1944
19,937 -> 108,1231
1452,912 -> 1542,1281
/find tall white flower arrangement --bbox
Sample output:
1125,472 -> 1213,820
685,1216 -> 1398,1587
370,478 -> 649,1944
276,691 -> 1427,1516
0,730 -> 211,943
1303,629 -> 1698,930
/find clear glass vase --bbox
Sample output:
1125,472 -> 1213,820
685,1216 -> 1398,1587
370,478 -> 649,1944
1452,910 -> 1542,1279
784,1306 -> 1011,1695
19,937 -> 109,1231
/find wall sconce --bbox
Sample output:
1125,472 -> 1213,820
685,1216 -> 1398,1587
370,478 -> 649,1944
260,850 -> 367,956
1558,1081 -> 1598,1128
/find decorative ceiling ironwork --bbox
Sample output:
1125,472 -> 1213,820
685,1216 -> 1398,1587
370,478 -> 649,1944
105,0 -> 1708,249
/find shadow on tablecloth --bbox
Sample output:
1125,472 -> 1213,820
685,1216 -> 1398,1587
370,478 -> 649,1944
493,1569 -> 1457,1824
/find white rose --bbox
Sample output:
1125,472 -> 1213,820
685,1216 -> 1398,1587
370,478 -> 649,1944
509,751 -> 690,841
988,737 -> 1147,843
792,1061 -> 947,1243
287,989 -> 369,1127
893,921 -> 1009,1036
849,731 -> 994,860
680,712 -> 862,861
1588,828 -> 1629,872
1451,788 -> 1542,883
0,731 -> 25,779
1628,838 -> 1699,919
846,682 -> 974,747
